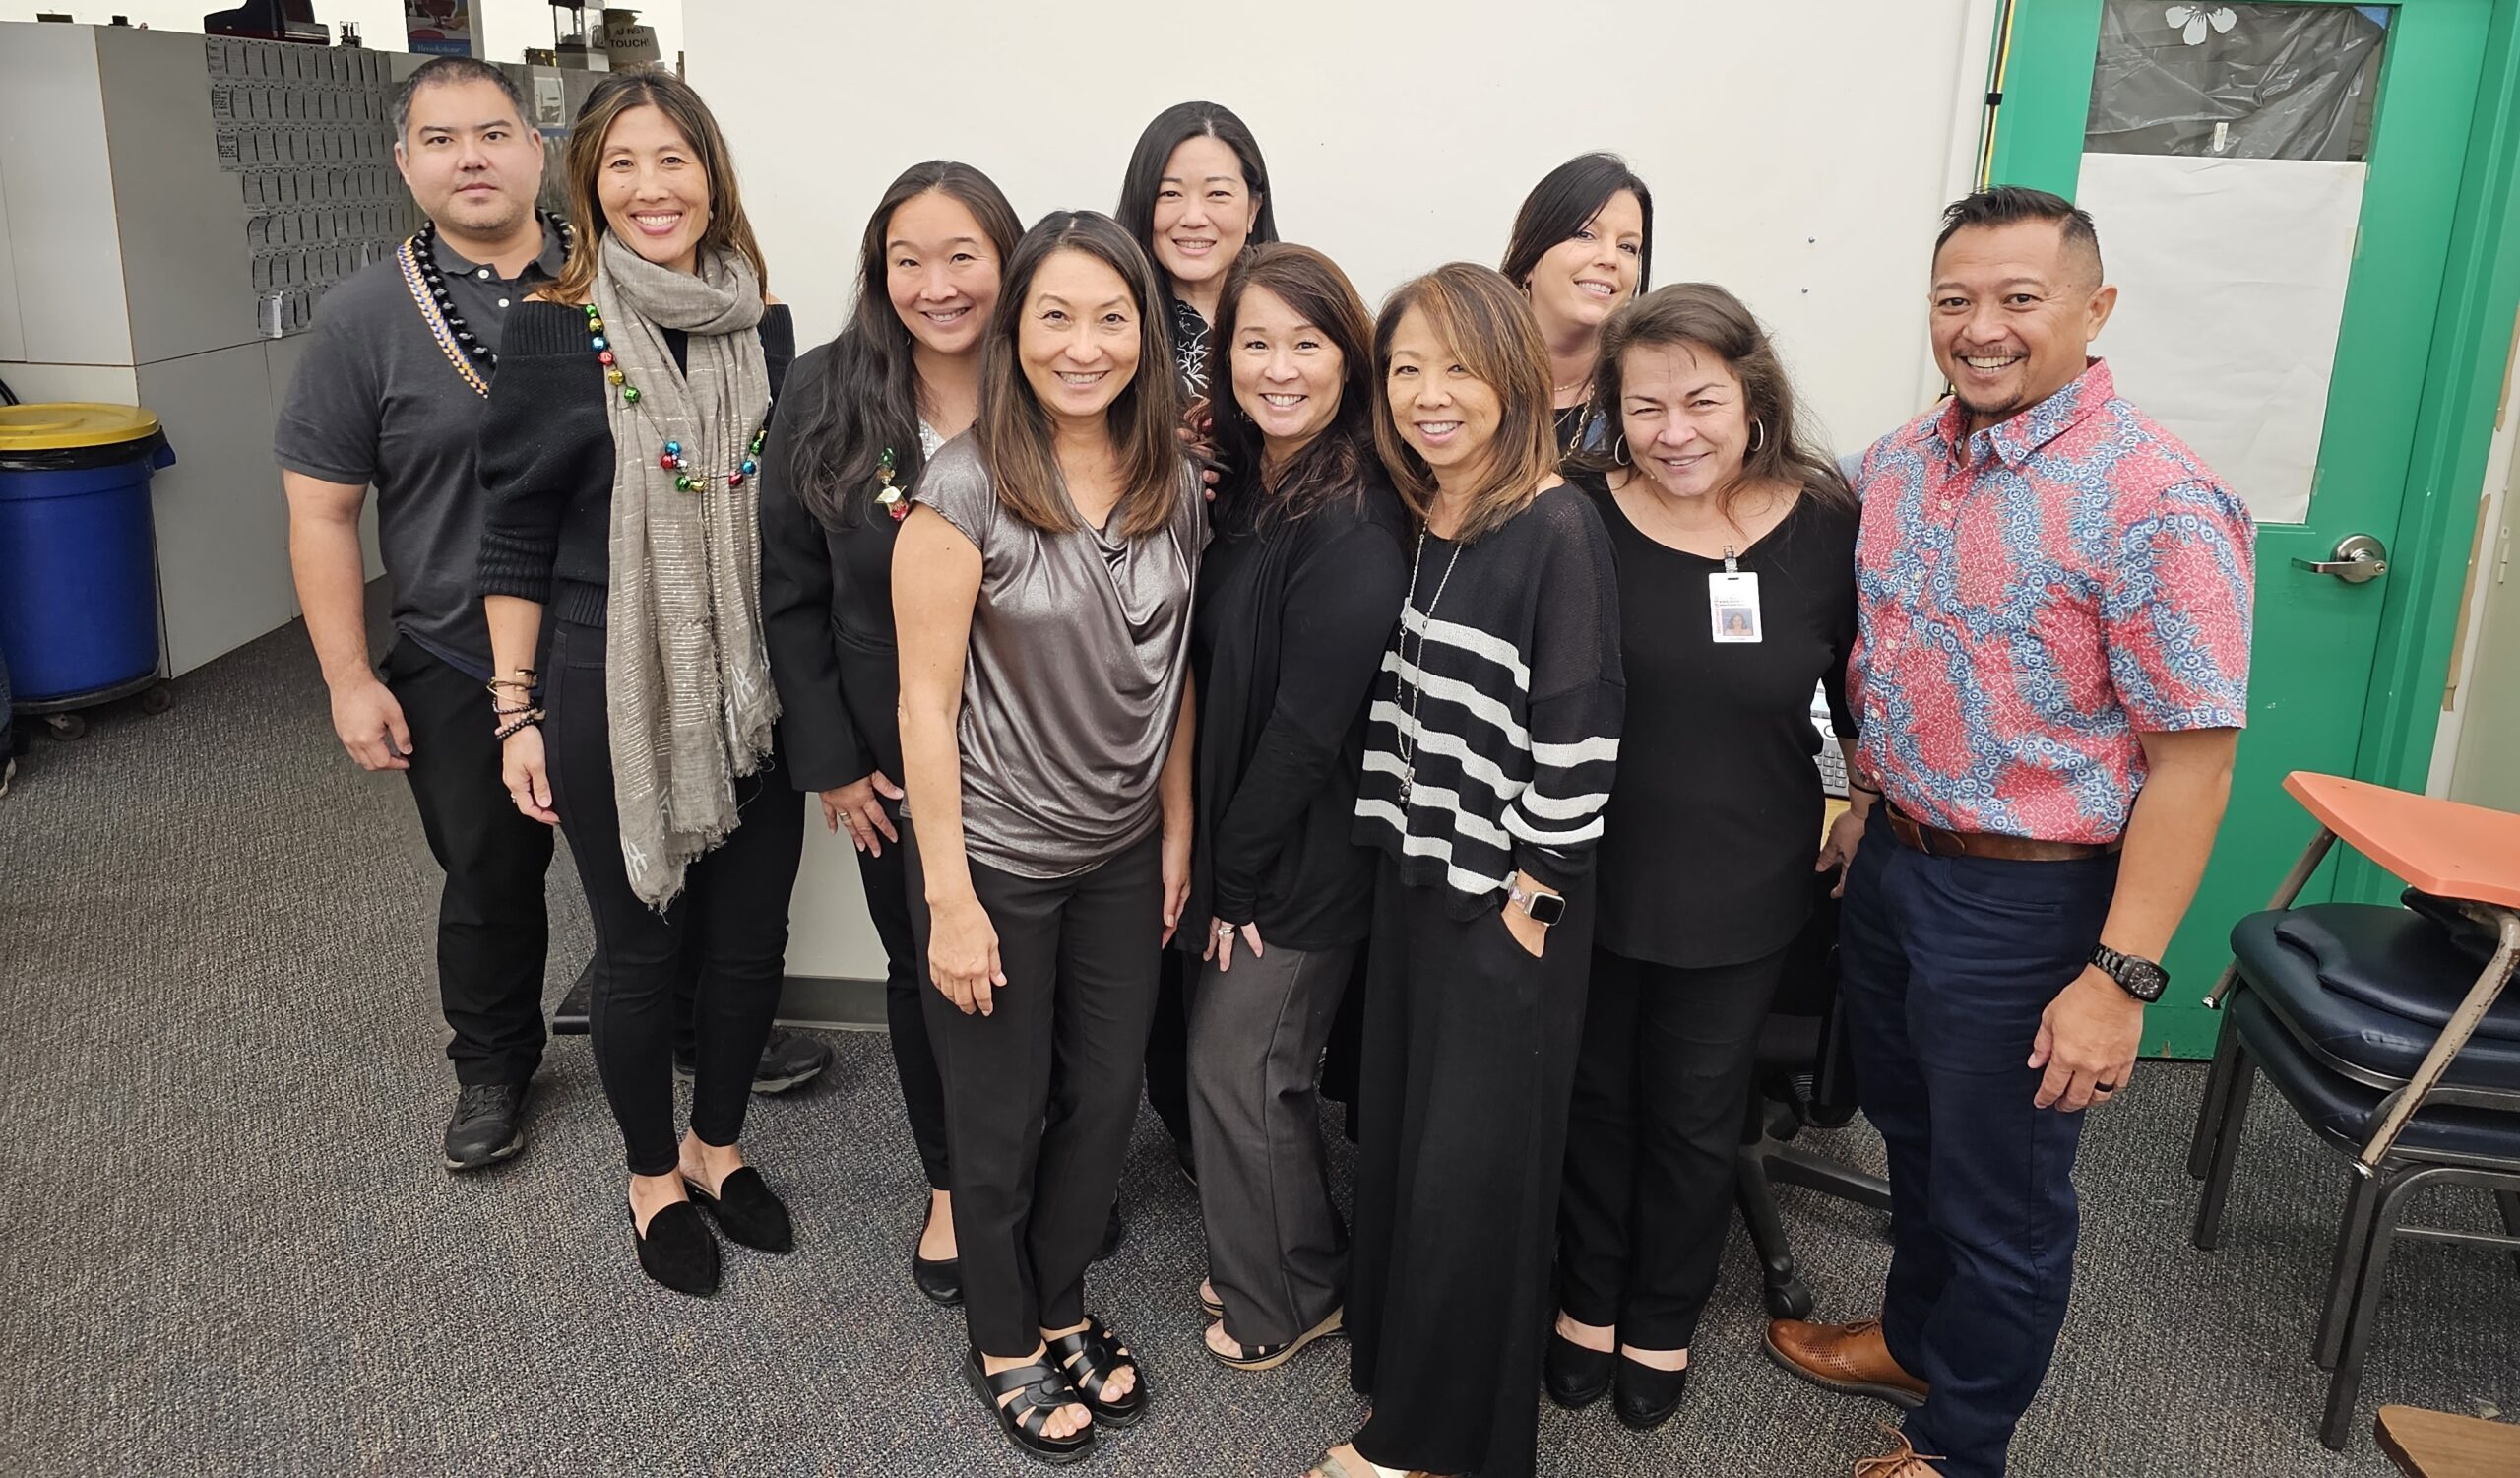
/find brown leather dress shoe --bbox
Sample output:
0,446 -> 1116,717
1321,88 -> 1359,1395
1852,1427 -> 1944,1476
1765,1317 -> 1929,1409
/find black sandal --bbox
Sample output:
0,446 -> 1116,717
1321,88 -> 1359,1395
962,1347 -> 1094,1465
1045,1315 -> 1148,1428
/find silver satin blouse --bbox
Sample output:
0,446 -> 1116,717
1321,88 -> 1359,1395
909,433 -> 1203,879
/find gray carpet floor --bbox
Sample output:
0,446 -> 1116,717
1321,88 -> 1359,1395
2,619 -> 2514,1478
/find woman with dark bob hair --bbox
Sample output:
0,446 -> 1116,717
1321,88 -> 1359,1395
758,160 -> 1022,1309
893,210 -> 1203,1465
476,69 -> 800,1298
1179,242 -> 1408,1376
1117,99 -> 1282,402
1545,283 -> 1859,1430
1499,152 -> 1654,456
1313,263 -> 1623,1478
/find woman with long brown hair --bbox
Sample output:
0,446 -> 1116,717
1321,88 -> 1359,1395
475,69 -> 800,1298
758,160 -> 1022,1309
1314,263 -> 1624,1478
893,210 -> 1202,1465
1179,243 -> 1407,1375
1545,284 -> 1859,1430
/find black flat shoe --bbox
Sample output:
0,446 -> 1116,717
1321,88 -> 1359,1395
682,1166 -> 793,1253
1612,1355 -> 1689,1430
913,1210 -> 963,1306
1544,1331 -> 1613,1409
964,1347 -> 1095,1465
1046,1316 -> 1147,1428
632,1200 -> 720,1297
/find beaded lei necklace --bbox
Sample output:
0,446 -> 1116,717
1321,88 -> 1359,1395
584,301 -> 766,493
397,215 -> 572,398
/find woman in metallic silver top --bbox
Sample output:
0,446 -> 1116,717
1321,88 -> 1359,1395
892,209 -> 1203,1467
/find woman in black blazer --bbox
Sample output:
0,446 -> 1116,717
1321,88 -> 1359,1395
758,160 -> 1022,1305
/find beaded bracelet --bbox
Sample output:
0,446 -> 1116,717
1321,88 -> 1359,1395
494,710 -> 545,742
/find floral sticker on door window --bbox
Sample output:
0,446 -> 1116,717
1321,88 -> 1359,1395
2163,6 -> 2237,45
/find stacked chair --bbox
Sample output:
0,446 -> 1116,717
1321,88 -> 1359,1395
2185,773 -> 2520,1449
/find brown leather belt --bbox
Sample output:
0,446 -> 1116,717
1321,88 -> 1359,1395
1882,803 -> 2122,863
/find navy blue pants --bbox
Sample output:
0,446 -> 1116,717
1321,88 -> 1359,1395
1838,808 -> 2117,1478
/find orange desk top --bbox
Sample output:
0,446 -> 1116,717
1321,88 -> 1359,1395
2284,773 -> 2520,911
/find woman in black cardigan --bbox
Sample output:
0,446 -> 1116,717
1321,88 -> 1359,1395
758,161 -> 1021,1308
476,72 -> 799,1297
1179,244 -> 1406,1374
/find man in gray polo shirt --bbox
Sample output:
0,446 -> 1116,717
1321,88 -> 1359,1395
277,57 -> 826,1172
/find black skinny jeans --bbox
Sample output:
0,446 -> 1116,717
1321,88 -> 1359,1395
544,619 -> 804,1176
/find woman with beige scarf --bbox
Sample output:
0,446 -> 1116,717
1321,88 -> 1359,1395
475,70 -> 801,1298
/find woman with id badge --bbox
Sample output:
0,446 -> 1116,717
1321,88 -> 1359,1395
1544,283 -> 1858,1429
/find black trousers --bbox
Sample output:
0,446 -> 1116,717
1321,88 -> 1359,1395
1557,942 -> 1792,1349
858,795 -> 949,1189
382,638 -> 553,1089
1348,860 -> 1593,1478
543,620 -> 804,1176
908,821 -> 1163,1359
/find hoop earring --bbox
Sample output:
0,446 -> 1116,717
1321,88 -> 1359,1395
1749,418 -> 1768,454
1610,435 -> 1630,467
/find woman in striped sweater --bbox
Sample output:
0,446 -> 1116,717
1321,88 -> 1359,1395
1312,262 -> 1624,1478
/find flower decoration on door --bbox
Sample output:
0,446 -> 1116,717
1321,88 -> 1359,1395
2165,5 -> 2237,44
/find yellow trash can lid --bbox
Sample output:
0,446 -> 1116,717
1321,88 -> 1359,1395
0,403 -> 163,452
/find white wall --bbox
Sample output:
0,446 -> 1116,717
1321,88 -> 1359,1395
691,0 -> 1989,457
0,2 -> 683,65
689,0 -> 1996,983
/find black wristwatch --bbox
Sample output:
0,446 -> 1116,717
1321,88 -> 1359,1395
2089,943 -> 2169,1003
1508,879 -> 1567,927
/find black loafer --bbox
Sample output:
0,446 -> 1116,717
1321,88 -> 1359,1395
683,1166 -> 794,1253
1544,1331 -> 1613,1409
633,1200 -> 720,1297
1612,1355 -> 1689,1430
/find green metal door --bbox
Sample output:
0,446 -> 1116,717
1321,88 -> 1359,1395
1988,0 -> 2496,1056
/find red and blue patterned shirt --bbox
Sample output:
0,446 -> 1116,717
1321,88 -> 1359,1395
1849,359 -> 2254,843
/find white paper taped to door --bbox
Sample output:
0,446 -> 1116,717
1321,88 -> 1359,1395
2075,151 -> 2365,525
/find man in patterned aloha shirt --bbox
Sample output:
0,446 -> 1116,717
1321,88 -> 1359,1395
1773,186 -> 2255,1478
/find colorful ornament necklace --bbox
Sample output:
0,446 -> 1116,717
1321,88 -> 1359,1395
585,303 -> 766,494
397,215 -> 570,398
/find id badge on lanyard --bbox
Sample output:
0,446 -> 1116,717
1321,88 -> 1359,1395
1709,545 -> 1761,643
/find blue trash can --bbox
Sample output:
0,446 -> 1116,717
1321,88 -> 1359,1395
0,403 -> 176,713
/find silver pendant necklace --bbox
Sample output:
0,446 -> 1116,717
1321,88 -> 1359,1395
1395,526 -> 1464,805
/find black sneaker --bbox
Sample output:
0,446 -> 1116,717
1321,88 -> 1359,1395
444,1082 -> 528,1171
551,960 -> 595,1036
673,1028 -> 834,1096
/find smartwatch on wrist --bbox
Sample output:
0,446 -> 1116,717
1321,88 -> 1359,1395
1508,879 -> 1567,927
2089,943 -> 2169,1003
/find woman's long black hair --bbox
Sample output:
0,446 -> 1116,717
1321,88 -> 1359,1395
785,161 -> 1023,530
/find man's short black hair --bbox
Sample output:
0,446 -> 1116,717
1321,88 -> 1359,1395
1934,185 -> 2104,285
391,56 -> 530,141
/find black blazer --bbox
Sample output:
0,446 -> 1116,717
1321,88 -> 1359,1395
758,343 -> 910,793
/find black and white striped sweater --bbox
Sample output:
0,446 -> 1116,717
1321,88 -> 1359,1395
1354,483 -> 1625,919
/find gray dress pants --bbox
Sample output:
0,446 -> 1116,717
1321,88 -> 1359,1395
1186,938 -> 1358,1346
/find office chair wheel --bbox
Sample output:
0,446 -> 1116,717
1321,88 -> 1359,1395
41,712 -> 86,741
137,683 -> 173,715
1764,1274 -> 1813,1319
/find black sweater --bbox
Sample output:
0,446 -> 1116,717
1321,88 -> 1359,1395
1353,482 -> 1625,919
1184,475 -> 1411,951
756,343 -> 911,793
476,301 -> 796,626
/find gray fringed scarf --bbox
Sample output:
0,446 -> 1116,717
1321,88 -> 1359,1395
594,233 -> 779,908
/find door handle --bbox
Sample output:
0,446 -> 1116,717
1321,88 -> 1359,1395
2291,533 -> 2388,584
